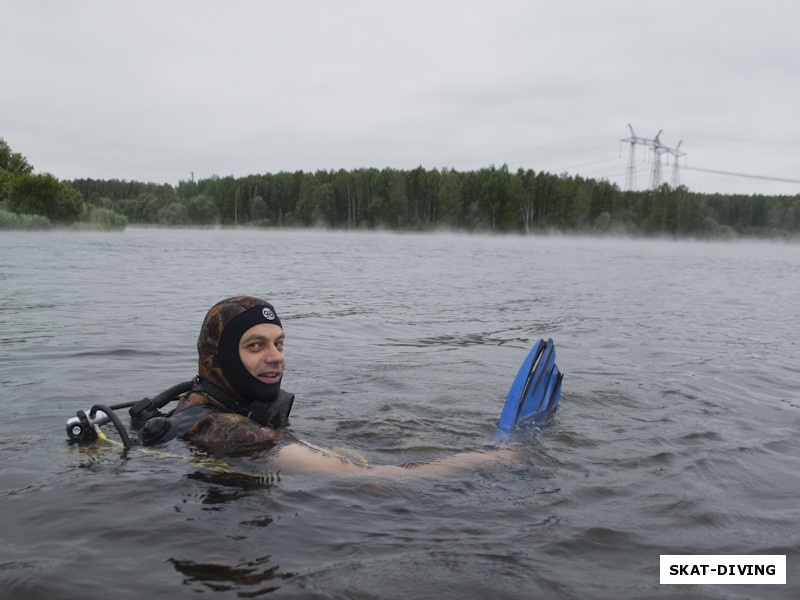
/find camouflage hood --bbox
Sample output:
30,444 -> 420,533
197,296 -> 283,406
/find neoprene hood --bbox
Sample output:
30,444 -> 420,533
197,296 -> 283,406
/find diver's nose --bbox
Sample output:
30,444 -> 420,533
263,343 -> 283,364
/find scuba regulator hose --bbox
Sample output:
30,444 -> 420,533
89,404 -> 132,447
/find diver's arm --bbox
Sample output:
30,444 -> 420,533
184,412 -> 282,455
271,442 -> 514,478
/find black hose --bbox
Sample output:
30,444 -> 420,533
90,404 -> 133,448
109,400 -> 137,410
151,380 -> 195,408
127,380 -> 196,430
111,380 -> 194,413
109,380 -> 194,410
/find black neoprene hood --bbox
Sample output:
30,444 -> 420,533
218,304 -> 283,405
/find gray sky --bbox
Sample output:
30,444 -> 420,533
2,0 -> 799,195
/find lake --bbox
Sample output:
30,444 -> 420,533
0,227 -> 797,599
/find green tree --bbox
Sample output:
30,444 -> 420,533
249,194 -> 267,223
0,138 -> 33,176
313,182 -> 335,226
1,138 -> 34,204
0,170 -> 13,206
295,175 -> 321,226
387,170 -> 408,227
569,180 -> 592,231
53,185 -> 85,222
505,171 -> 524,232
437,168 -> 463,228
479,165 -> 510,231
332,169 -> 356,228
157,202 -> 188,225
186,194 -> 220,225
7,173 -> 84,223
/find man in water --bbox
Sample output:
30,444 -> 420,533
158,296 -> 507,477
164,296 -> 291,454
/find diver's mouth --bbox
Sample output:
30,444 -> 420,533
257,371 -> 282,383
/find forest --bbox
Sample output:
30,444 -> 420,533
2,137 -> 799,237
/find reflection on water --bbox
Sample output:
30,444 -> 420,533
169,554 -> 294,596
0,229 -> 798,598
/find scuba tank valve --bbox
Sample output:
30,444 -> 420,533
66,404 -> 134,447
66,408 -> 109,443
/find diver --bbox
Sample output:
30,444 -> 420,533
133,295 -> 513,477
136,296 -> 292,454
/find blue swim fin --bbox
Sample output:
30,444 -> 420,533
497,338 -> 563,432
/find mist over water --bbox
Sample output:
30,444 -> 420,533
1,228 -> 798,599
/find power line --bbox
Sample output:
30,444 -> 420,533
683,166 -> 800,185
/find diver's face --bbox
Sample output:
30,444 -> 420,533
238,323 -> 285,385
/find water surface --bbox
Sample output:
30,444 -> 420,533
1,228 -> 798,599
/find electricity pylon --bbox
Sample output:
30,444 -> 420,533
621,123 -> 653,191
650,130 -> 669,190
622,125 -> 685,190
668,140 -> 686,189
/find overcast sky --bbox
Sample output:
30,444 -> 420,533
2,0 -> 799,195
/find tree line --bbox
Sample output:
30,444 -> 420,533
3,137 -> 799,236
69,167 -> 800,237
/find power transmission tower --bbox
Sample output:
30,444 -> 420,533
650,130 -> 668,190
621,123 -> 653,191
621,125 -> 686,191
668,140 -> 686,189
